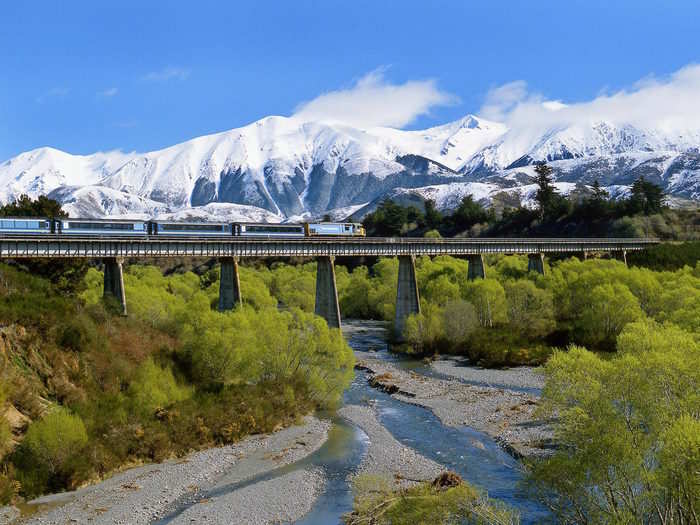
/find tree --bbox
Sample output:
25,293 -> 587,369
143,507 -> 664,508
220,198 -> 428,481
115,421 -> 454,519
362,200 -> 425,237
504,280 -> 555,339
627,176 -> 665,215
448,195 -> 490,234
442,300 -> 479,345
462,279 -> 508,328
17,409 -> 88,495
590,179 -> 609,202
529,322 -> 699,523
580,282 -> 644,348
128,358 -> 193,416
423,199 -> 442,230
0,194 -> 67,219
404,304 -> 444,354
422,274 -> 460,306
533,163 -> 557,221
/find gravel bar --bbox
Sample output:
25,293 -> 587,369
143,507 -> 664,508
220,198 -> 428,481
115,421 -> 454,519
358,358 -> 553,458
10,416 -> 330,525
168,468 -> 325,525
339,404 -> 444,487
431,358 -> 545,392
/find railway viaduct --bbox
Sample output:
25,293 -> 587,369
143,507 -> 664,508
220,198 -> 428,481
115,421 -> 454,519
0,236 -> 657,338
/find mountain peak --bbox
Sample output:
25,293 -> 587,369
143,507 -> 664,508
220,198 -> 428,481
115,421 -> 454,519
0,113 -> 698,220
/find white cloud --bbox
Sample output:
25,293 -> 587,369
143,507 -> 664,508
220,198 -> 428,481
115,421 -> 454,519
36,87 -> 69,104
142,67 -> 190,82
480,63 -> 700,133
293,69 -> 457,128
98,87 -> 119,98
479,81 -> 530,122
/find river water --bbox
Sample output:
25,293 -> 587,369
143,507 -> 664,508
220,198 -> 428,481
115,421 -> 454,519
158,319 -> 552,524
296,320 -> 552,525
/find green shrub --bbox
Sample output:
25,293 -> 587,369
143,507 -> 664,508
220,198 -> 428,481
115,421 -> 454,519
529,322 -> 700,523
16,408 -> 88,495
0,466 -> 19,505
128,358 -> 193,416
0,387 -> 12,460
347,473 -> 518,525
57,314 -> 99,352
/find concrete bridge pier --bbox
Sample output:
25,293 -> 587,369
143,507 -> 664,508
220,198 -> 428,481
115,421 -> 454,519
219,257 -> 242,311
315,256 -> 341,329
527,253 -> 545,275
467,254 -> 486,280
394,255 -> 421,340
103,257 -> 127,316
622,250 -> 628,267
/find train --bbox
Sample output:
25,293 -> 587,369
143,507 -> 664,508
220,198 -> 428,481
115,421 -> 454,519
0,217 -> 366,238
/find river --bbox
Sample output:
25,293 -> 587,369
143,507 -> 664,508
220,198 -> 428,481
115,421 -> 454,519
153,319 -> 551,525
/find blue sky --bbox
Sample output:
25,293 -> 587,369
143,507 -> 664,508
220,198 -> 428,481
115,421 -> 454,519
1,0 -> 698,160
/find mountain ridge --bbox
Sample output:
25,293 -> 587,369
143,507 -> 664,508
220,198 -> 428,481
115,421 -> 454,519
1,113 -> 698,221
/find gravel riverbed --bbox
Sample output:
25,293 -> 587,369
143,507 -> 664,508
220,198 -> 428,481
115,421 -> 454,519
2,416 -> 330,525
358,357 -> 553,458
167,468 -> 326,525
338,404 -> 444,487
431,358 -> 545,392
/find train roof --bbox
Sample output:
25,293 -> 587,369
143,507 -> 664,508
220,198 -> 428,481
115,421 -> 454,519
236,222 -> 303,226
153,220 -> 230,225
60,217 -> 147,223
0,216 -> 52,220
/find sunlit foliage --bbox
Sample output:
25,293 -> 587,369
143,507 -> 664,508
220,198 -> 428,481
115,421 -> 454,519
529,321 -> 700,523
346,473 -> 518,525
0,260 -> 354,501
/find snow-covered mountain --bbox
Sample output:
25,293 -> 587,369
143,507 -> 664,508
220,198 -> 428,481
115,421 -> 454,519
0,114 -> 698,221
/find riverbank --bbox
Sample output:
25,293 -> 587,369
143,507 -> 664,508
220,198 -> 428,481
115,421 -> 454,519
0,416 -> 330,525
357,356 -> 553,458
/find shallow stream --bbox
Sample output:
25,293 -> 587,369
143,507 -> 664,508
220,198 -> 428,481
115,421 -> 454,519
158,320 -> 552,524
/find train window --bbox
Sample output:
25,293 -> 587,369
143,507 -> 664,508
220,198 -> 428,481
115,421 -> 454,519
245,225 -> 303,233
68,222 -> 136,230
160,223 -> 226,231
0,220 -> 46,229
345,225 -> 351,231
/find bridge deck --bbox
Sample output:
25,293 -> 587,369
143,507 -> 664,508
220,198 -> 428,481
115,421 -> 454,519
0,236 -> 658,258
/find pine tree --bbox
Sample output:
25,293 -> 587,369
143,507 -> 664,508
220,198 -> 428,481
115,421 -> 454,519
628,177 -> 665,215
591,179 -> 609,202
534,163 -> 557,220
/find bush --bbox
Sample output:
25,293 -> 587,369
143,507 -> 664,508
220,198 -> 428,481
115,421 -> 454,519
16,408 -> 88,495
0,388 -> 11,460
529,322 -> 700,523
580,282 -> 644,349
404,304 -> 444,354
128,358 -> 193,416
347,473 -> 518,525
57,314 -> 99,352
0,466 -> 19,505
442,299 -> 478,346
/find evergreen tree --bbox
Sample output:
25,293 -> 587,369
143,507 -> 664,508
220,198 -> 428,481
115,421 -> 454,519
0,194 -> 67,218
423,199 -> 442,230
533,163 -> 558,220
590,179 -> 609,202
627,176 -> 665,215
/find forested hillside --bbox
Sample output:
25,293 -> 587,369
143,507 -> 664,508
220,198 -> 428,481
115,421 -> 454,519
362,170 -> 699,271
